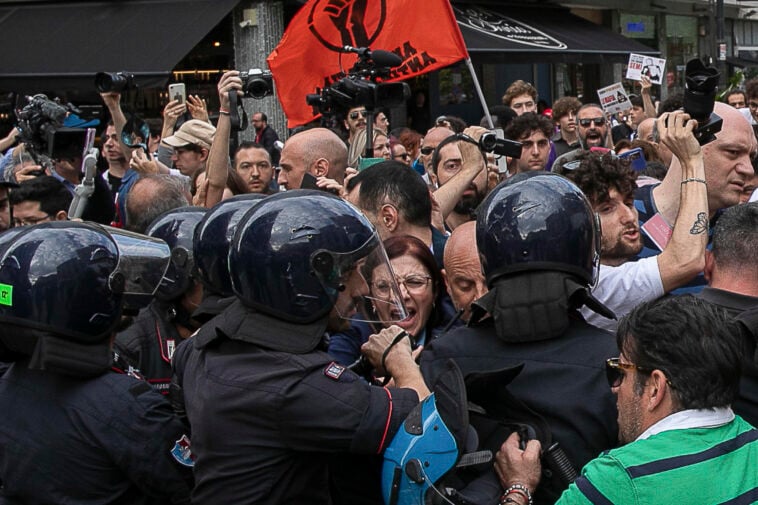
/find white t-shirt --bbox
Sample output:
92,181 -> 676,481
582,257 -> 664,332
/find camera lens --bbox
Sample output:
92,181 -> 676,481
94,72 -> 132,93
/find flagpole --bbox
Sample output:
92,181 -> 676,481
464,57 -> 493,129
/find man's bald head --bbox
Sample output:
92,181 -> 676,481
442,221 -> 487,322
278,127 -> 349,189
421,127 -> 455,176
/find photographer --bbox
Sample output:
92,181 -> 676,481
634,101 -> 757,294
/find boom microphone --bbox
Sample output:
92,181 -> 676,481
343,46 -> 402,68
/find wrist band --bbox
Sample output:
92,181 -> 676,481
681,177 -> 707,186
501,484 -> 533,505
219,108 -> 230,115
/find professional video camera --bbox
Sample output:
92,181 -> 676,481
682,58 -> 722,146
94,72 -> 136,93
306,46 -> 409,116
239,69 -> 274,99
15,94 -> 87,165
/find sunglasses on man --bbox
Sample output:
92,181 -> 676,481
578,117 -> 606,128
605,357 -> 673,389
349,110 -> 368,120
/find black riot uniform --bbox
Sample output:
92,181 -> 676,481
0,222 -> 192,504
420,173 -> 619,505
173,301 -> 418,504
113,207 -> 207,392
173,191 -> 422,504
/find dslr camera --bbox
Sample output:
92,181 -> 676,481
94,72 -> 136,93
239,69 -> 274,99
682,58 -> 722,146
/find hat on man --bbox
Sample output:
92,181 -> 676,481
163,120 -> 216,150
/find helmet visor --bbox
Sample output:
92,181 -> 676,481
107,227 -> 171,296
312,233 -> 407,325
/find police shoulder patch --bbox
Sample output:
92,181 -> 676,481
324,361 -> 346,380
170,434 -> 196,467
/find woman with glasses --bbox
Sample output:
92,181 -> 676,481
328,234 -> 458,368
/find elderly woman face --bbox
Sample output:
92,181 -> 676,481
371,255 -> 435,338
373,134 -> 391,160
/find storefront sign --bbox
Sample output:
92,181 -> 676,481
454,6 -> 567,50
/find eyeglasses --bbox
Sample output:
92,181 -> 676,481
420,146 -> 435,156
394,153 -> 410,161
605,357 -> 651,388
578,117 -> 606,127
373,275 -> 431,298
349,110 -> 368,120
13,214 -> 50,227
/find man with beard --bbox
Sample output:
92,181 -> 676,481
635,102 -> 757,294
495,295 -> 757,505
430,126 -> 488,230
560,111 -> 709,331
551,103 -> 611,171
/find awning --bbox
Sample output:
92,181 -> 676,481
454,5 -> 659,64
0,0 -> 239,93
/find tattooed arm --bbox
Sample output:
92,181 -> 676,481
655,111 -> 709,292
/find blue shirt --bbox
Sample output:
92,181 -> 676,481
633,183 -> 713,294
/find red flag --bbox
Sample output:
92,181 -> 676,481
267,0 -> 468,128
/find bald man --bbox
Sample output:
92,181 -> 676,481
441,221 -> 487,323
635,102 -> 758,293
420,126 -> 455,184
636,117 -> 673,169
278,127 -> 349,190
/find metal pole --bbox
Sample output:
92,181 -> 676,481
464,57 -> 494,129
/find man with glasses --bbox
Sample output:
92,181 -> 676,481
551,104 -> 611,171
10,176 -> 71,226
502,80 -> 538,116
419,126 -> 455,186
343,105 -> 368,147
496,295 -> 758,505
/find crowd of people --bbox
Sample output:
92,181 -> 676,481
0,63 -> 756,505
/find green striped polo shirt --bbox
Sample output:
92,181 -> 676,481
557,415 -> 758,504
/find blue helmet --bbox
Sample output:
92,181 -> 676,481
193,194 -> 266,297
0,222 -> 170,344
230,190 -> 383,323
476,172 -> 600,286
146,206 -> 207,301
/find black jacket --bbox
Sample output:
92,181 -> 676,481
0,363 -> 192,504
420,315 -> 619,504
172,300 -> 419,505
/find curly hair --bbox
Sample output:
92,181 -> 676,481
505,112 -> 554,141
502,80 -> 537,107
559,151 -> 637,206
552,96 -> 582,121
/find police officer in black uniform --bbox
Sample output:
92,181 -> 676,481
113,206 -> 206,393
420,172 -> 619,504
191,193 -> 265,323
172,190 -> 430,504
0,222 -> 193,504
